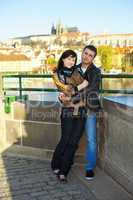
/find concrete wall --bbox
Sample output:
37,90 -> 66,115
100,98 -> 133,195
1,100 -> 86,162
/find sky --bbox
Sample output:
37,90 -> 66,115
0,0 -> 133,41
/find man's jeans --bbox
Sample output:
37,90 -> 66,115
85,114 -> 97,171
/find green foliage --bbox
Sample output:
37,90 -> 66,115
121,52 -> 133,72
98,45 -> 113,72
47,57 -> 57,64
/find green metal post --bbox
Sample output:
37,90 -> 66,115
19,76 -> 22,100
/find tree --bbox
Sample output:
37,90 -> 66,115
98,45 -> 113,72
0,72 -> 3,95
121,51 -> 133,72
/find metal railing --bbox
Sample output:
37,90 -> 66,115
2,73 -> 133,100
100,74 -> 133,94
2,74 -> 58,100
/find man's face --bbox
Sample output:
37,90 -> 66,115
81,48 -> 96,66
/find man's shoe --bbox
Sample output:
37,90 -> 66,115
85,170 -> 94,180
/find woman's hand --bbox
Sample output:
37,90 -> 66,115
58,93 -> 71,104
66,85 -> 75,96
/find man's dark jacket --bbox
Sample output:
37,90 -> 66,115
72,63 -> 101,112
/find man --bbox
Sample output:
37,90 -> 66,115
75,45 -> 101,180
59,45 -> 101,180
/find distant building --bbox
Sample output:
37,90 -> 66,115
55,21 -> 79,35
67,27 -> 79,33
0,48 -> 46,72
7,21 -> 80,47
86,33 -> 133,47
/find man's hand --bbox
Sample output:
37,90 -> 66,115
77,80 -> 89,91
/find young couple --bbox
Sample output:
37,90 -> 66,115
51,45 -> 101,182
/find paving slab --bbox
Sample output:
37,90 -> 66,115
73,165 -> 133,200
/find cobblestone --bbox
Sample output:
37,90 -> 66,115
0,155 -> 97,200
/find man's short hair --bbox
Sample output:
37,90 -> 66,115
83,45 -> 97,57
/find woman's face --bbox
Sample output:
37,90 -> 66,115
63,56 -> 76,68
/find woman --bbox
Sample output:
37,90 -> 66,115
51,50 -> 88,182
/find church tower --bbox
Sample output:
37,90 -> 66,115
51,23 -> 56,35
56,20 -> 63,36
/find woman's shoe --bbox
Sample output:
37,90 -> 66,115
58,174 -> 67,182
53,169 -> 60,175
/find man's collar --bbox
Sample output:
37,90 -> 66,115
78,62 -> 94,70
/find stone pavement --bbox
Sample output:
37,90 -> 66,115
0,154 -> 132,200
0,155 -> 96,200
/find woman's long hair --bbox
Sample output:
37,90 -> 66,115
57,50 -> 77,71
